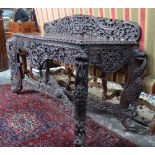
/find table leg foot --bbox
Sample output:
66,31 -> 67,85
74,121 -> 85,146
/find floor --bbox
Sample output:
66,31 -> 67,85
0,69 -> 155,146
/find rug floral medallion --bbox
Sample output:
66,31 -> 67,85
5,111 -> 41,135
0,84 -> 136,147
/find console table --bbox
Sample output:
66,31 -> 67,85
7,14 -> 147,146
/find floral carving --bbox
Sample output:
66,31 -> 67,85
7,14 -> 146,146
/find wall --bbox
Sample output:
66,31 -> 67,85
35,8 -> 155,94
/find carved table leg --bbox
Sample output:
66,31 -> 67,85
119,49 -> 147,130
7,41 -> 23,93
149,114 -> 155,135
12,53 -> 23,93
66,67 -> 75,91
28,63 -> 38,81
74,48 -> 89,147
101,72 -> 107,100
120,49 -> 146,109
43,59 -> 50,84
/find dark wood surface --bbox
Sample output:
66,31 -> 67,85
0,9 -> 8,71
7,14 -> 147,146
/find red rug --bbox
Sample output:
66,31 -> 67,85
0,84 -> 136,147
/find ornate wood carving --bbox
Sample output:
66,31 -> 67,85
7,14 -> 146,146
74,47 -> 89,146
120,49 -> 147,109
44,14 -> 141,42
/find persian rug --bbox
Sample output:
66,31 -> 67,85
0,84 -> 137,147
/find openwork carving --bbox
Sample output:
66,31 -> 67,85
7,14 -> 146,146
44,14 -> 141,42
120,49 -> 147,109
74,49 -> 89,146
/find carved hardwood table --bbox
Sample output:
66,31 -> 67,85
7,15 -> 146,146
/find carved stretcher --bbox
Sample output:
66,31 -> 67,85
7,14 -> 147,146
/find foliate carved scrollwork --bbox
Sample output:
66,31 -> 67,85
22,76 -> 73,109
6,13 -> 146,146
44,14 -> 141,42
74,48 -> 89,146
120,49 -> 147,109
98,47 -> 131,73
6,38 -> 23,93
8,35 -> 81,70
